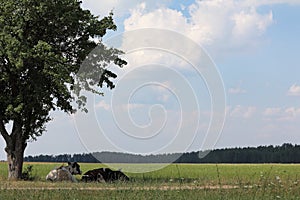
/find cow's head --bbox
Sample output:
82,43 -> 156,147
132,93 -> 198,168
66,162 -> 81,175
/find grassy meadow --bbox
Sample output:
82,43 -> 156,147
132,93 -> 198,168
0,162 -> 300,199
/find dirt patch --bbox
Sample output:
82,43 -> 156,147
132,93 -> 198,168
0,185 -> 239,191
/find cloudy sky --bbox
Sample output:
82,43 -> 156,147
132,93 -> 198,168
1,0 -> 300,160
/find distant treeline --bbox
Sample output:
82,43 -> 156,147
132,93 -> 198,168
24,143 -> 300,163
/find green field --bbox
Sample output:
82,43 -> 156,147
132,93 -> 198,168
0,162 -> 300,199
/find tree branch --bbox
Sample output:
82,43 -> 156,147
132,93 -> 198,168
11,118 -> 22,137
0,116 -> 10,143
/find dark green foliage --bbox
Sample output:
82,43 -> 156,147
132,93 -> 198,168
197,143 -> 300,163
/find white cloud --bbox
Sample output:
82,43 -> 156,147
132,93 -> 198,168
229,105 -> 243,117
229,105 -> 256,118
81,0 -> 172,17
95,100 -> 110,111
125,6 -> 187,31
287,84 -> 300,96
263,107 -> 281,116
124,0 -> 274,53
81,0 -> 300,18
263,107 -> 300,121
122,6 -> 191,68
120,0 -> 275,72
231,8 -> 273,40
244,107 -> 257,118
187,0 -> 273,48
282,107 -> 300,121
228,87 -> 247,94
242,0 -> 300,7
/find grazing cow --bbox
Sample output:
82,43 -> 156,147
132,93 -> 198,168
82,168 -> 129,183
46,162 -> 81,182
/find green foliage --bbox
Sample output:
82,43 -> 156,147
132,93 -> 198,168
0,0 -> 126,143
21,165 -> 37,181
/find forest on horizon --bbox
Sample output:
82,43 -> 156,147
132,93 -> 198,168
23,143 -> 300,164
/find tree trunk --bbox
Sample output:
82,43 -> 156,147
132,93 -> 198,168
6,146 -> 24,180
1,117 -> 28,180
5,130 -> 27,180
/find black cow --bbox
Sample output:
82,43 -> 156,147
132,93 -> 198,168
82,168 -> 129,183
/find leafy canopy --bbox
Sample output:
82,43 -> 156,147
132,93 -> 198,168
0,0 -> 126,141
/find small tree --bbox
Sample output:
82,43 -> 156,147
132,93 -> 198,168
0,0 -> 126,180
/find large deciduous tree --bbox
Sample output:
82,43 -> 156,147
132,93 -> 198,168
0,0 -> 126,180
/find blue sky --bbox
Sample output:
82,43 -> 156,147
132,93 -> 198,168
1,0 -> 300,160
